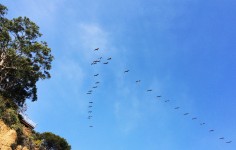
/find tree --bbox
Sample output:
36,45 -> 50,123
39,132 -> 71,150
0,4 -> 53,107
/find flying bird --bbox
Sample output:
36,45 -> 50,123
94,74 -> 99,76
95,82 -> 100,84
94,48 -> 99,51
92,86 -> 97,88
174,107 -> 180,109
184,113 -> 189,115
94,60 -> 100,63
200,123 -> 206,125
136,80 -> 141,83
103,62 -> 109,64
192,117 -> 197,120
89,102 -> 93,103
88,106 -> 92,108
219,137 -> 225,140
209,129 -> 214,132
88,90 -> 92,93
156,96 -> 161,98
124,70 -> 130,73
165,100 -> 170,102
89,126 -> 93,127
147,89 -> 152,92
86,93 -> 92,95
226,141 -> 232,143
107,57 -> 112,60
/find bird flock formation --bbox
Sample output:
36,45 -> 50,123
86,47 -> 111,128
85,47 -> 232,145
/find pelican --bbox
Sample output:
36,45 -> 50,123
94,60 -> 100,63
226,141 -> 232,143
124,70 -> 130,73
209,129 -> 214,132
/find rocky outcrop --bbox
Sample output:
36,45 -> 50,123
0,120 -> 17,149
0,120 -> 29,150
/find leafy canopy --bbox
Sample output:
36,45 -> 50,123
39,132 -> 71,150
0,4 -> 53,107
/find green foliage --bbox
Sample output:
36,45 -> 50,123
39,132 -> 71,150
0,96 -> 19,128
0,95 -> 17,111
16,127 -> 25,145
1,108 -> 18,127
0,4 -> 53,107
34,139 -> 43,147
0,4 -> 7,17
0,5 -> 71,149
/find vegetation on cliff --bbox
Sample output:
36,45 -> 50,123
0,96 -> 71,149
0,4 -> 71,150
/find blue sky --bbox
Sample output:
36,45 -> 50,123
2,0 -> 236,149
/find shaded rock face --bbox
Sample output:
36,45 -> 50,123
0,120 -> 17,149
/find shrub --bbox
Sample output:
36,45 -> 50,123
1,108 -> 18,127
16,127 -> 26,145
39,132 -> 71,150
